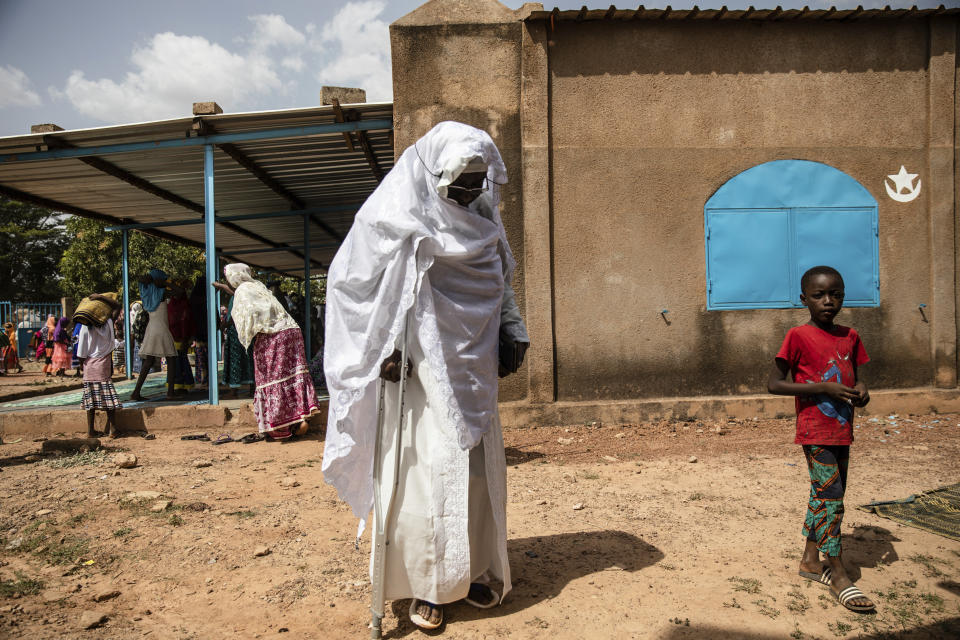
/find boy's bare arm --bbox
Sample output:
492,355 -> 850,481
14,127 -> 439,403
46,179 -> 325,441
767,358 -> 861,404
853,364 -> 870,407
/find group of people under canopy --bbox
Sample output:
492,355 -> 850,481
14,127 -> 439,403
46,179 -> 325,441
127,265 -> 320,440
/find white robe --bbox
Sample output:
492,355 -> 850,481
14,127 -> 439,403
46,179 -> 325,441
323,122 -> 527,605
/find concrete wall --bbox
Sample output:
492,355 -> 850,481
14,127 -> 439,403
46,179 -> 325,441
391,1 -> 960,418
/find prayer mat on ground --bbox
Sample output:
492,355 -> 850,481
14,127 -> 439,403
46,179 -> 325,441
859,483 -> 960,542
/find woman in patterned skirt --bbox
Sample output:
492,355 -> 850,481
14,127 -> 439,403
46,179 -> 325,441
213,263 -> 318,439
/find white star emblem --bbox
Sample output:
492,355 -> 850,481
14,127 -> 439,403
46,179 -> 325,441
884,165 -> 921,203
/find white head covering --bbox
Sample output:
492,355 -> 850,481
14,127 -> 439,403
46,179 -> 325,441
225,263 -> 299,348
322,121 -> 515,518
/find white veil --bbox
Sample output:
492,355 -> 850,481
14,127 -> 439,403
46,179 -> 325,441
322,121 -> 515,518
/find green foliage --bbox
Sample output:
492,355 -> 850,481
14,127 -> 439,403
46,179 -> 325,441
0,571 -> 45,598
58,217 -> 205,302
0,196 -> 70,301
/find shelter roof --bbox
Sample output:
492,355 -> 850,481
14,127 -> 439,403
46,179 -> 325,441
527,5 -> 960,23
0,103 -> 395,276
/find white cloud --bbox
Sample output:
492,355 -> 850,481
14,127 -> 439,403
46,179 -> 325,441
0,65 -> 42,108
249,14 -> 306,51
315,1 -> 392,101
60,32 -> 281,122
282,56 -> 305,72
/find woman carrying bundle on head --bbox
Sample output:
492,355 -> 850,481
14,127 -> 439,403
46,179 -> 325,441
213,264 -> 319,439
130,269 -> 181,401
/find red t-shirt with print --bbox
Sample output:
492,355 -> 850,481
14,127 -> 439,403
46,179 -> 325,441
775,324 -> 869,445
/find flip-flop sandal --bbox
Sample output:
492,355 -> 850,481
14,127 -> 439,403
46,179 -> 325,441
180,434 -> 210,441
464,583 -> 500,609
409,600 -> 442,630
212,434 -> 234,445
798,566 -> 832,586
240,433 -> 264,444
836,585 -> 875,612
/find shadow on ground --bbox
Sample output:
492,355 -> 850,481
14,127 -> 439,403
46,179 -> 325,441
384,530 -> 662,638
655,618 -> 960,639
845,524 -> 901,581
503,446 -> 545,465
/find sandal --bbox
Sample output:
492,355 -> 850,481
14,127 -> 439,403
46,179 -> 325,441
464,583 -> 499,609
212,434 -> 234,445
409,600 -> 442,630
239,433 -> 264,444
798,566 -> 832,586
836,585 -> 875,613
180,434 -> 210,441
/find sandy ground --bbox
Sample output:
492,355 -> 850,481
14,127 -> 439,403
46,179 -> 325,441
1,413 -> 959,639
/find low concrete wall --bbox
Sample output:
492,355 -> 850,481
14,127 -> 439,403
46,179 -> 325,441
0,401 -> 329,437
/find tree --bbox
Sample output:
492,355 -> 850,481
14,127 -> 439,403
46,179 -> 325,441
0,196 -> 70,301
58,217 -> 206,301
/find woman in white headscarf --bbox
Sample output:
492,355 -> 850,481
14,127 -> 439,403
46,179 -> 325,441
323,121 -> 529,629
214,263 -> 319,439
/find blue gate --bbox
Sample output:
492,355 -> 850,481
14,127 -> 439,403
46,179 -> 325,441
0,301 -> 63,358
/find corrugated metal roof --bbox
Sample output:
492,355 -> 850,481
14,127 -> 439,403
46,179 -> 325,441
0,103 -> 394,276
527,5 -> 960,23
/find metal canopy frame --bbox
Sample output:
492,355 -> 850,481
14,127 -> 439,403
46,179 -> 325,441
0,103 -> 393,405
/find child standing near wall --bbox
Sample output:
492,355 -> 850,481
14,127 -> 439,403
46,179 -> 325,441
768,265 -> 876,613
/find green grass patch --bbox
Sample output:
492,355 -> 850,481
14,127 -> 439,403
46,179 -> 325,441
752,598 -> 780,619
167,514 -> 184,527
43,450 -> 108,468
227,510 -> 256,519
67,513 -> 90,527
112,527 -> 132,538
0,571 -> 44,598
786,585 -> 810,614
827,620 -> 853,637
907,554 -> 949,578
580,471 -> 600,480
45,536 -> 90,565
728,576 -> 761,594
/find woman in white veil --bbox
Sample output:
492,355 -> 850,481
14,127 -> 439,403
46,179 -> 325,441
323,121 -> 529,629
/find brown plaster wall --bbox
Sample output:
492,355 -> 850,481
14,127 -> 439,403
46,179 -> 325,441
547,18 -> 954,400
391,0 -> 959,412
391,8 -> 529,400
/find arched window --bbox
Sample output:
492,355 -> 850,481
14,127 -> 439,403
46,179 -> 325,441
704,160 -> 879,310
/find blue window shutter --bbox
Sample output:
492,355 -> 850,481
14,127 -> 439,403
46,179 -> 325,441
793,207 -> 880,307
706,209 -> 793,309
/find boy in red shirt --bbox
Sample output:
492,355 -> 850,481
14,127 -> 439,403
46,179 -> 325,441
768,265 -> 875,613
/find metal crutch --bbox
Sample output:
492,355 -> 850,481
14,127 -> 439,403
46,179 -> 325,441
370,317 -> 410,639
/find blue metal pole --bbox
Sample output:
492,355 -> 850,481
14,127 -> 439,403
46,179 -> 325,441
204,145 -> 219,405
121,229 -> 132,379
303,213 -> 312,360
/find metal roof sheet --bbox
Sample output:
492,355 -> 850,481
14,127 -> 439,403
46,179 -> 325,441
527,5 -> 960,23
0,103 -> 394,276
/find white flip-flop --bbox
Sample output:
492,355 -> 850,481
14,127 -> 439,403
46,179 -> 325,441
836,585 -> 875,612
798,566 -> 832,586
409,599 -> 443,630
463,584 -> 500,609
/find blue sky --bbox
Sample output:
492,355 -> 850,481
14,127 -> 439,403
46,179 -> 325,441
0,0 -> 956,137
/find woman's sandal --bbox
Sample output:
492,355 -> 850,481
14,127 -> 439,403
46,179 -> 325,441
798,566 -> 832,586
180,434 -> 210,441
239,433 -> 264,444
836,585 -> 875,612
409,600 -> 443,630
463,583 -> 499,609
212,434 -> 234,445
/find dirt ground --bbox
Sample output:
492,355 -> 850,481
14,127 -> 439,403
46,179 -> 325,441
1,413 -> 959,639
